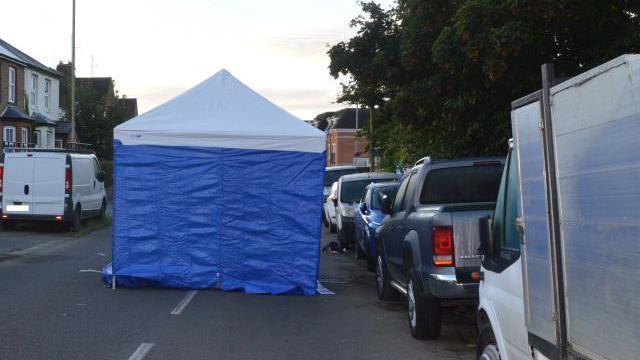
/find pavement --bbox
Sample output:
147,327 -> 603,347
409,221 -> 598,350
0,222 -> 476,360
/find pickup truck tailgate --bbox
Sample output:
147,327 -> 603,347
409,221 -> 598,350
450,207 -> 494,269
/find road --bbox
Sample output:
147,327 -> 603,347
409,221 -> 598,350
0,223 -> 475,360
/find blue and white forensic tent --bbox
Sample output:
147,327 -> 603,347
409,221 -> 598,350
102,70 -> 326,295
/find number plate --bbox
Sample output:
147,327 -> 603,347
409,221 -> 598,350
6,204 -> 29,212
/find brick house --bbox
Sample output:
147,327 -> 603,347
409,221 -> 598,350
0,38 -> 62,150
0,51 -> 32,149
314,108 -> 370,167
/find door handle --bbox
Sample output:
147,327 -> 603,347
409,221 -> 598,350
24,184 -> 29,195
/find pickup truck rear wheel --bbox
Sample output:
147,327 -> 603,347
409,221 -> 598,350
376,253 -> 399,301
408,269 -> 441,339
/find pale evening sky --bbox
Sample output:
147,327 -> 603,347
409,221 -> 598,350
1,0 -> 393,120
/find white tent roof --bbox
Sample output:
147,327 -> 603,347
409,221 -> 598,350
115,70 -> 326,153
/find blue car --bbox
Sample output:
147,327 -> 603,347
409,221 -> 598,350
354,181 -> 399,271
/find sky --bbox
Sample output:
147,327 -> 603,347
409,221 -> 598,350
1,0 -> 393,120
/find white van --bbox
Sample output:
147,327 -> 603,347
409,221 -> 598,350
0,150 -> 107,230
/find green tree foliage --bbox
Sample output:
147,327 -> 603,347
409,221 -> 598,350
75,85 -> 129,161
329,1 -> 640,169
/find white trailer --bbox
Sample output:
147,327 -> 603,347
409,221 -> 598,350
477,54 -> 640,360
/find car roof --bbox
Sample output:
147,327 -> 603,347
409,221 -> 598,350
340,172 -> 397,182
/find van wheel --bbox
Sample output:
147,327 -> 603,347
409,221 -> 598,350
408,269 -> 441,340
100,199 -> 107,218
477,327 -> 500,360
70,207 -> 81,232
376,251 -> 399,301
1,221 -> 15,230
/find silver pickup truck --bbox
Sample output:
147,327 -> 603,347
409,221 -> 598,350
375,157 -> 504,339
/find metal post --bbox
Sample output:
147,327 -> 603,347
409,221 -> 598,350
112,275 -> 116,290
69,0 -> 77,143
540,63 -> 567,358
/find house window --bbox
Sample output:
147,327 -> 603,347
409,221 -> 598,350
31,74 -> 38,106
47,131 -> 53,147
34,130 -> 41,147
21,128 -> 29,145
4,126 -> 16,144
8,67 -> 16,103
44,79 -> 51,109
55,139 -> 63,148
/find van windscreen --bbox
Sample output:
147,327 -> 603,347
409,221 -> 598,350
324,169 -> 358,186
420,165 -> 503,204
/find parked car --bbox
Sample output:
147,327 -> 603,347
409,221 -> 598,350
0,149 -> 107,231
375,157 -> 503,340
323,166 -> 361,226
323,181 -> 339,233
477,56 -> 640,360
336,172 -> 397,249
354,181 -> 399,271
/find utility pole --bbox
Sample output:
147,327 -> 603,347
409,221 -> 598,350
369,105 -> 374,171
354,105 -> 359,165
69,0 -> 77,144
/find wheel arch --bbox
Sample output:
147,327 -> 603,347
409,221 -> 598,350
402,229 -> 422,276
477,298 -> 510,360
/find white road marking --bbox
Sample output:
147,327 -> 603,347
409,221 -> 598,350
128,343 -> 154,360
170,290 -> 198,315
96,252 -> 106,257
79,269 -> 101,273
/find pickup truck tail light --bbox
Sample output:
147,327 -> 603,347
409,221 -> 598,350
0,164 -> 3,192
432,226 -> 454,266
65,168 -> 71,194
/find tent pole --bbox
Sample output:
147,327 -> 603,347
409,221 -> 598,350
112,275 -> 116,290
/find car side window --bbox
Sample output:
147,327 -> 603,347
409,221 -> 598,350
393,173 -> 412,213
400,172 -> 419,211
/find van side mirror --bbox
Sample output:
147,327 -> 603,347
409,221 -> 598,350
479,216 -> 495,259
96,170 -> 106,182
379,194 -> 392,215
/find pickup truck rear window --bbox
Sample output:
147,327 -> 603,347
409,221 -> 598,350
420,165 -> 503,204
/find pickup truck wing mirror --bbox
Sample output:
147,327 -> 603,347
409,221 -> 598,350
479,216 -> 495,259
379,194 -> 392,215
359,202 -> 368,213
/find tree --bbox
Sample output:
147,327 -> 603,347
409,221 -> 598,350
75,84 -> 129,160
329,1 -> 640,169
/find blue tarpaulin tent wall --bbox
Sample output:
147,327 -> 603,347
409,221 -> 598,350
102,70 -> 326,295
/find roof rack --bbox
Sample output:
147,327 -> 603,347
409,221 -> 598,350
414,156 -> 431,167
3,142 -> 94,154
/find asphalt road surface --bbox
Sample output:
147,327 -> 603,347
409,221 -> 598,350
0,223 -> 475,360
